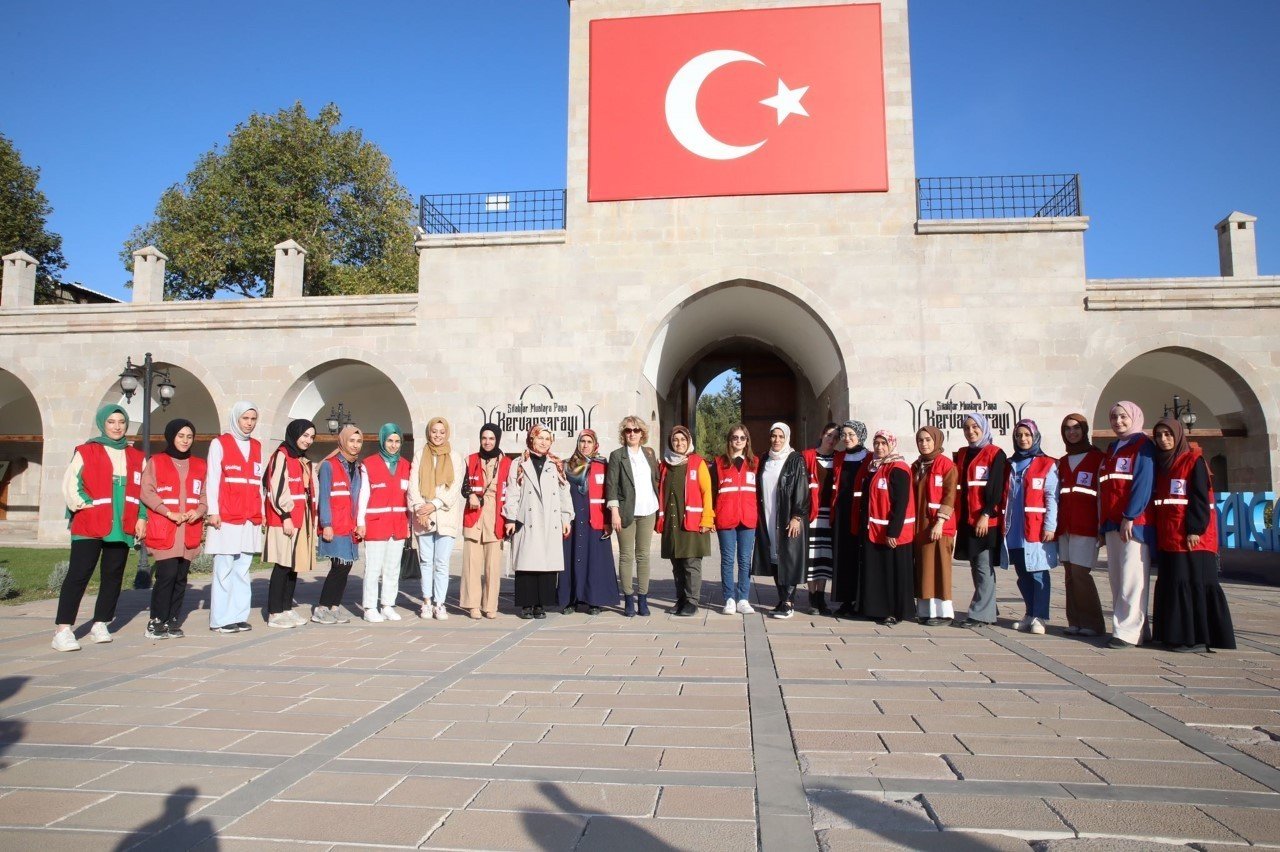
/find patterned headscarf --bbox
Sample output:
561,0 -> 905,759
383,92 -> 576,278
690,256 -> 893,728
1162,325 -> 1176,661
868,428 -> 905,471
843,419 -> 867,447
1010,418 -> 1044,462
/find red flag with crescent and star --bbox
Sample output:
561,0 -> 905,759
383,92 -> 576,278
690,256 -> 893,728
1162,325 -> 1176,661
587,3 -> 888,202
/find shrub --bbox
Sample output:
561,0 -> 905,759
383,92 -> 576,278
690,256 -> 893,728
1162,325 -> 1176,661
0,566 -> 16,599
190,553 -> 214,574
47,559 -> 70,592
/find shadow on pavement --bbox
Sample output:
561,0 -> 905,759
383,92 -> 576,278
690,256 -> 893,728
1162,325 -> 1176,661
0,675 -> 29,767
527,781 -> 680,851
809,786 -> 1027,851
113,785 -> 217,852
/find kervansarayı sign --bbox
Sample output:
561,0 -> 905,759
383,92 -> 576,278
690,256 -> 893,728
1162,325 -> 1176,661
477,384 -> 596,447
908,383 -> 1027,441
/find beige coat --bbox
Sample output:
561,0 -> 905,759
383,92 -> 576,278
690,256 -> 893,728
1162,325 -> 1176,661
262,450 -> 317,572
408,447 -> 465,538
502,456 -> 574,573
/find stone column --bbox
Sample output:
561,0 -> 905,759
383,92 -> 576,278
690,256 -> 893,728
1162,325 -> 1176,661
272,239 -> 306,298
130,245 -> 169,302
1,250 -> 38,308
1217,211 -> 1258,278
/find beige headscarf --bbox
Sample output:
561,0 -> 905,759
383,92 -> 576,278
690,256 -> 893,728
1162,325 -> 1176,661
419,416 -> 455,495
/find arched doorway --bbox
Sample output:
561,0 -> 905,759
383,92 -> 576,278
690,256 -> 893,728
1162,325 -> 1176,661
98,362 -> 221,459
279,359 -> 414,462
0,369 -> 42,536
1094,347 -> 1271,490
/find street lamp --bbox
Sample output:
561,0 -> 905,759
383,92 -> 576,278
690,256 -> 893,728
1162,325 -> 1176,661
118,353 -> 176,589
326,403 -> 354,435
1163,394 -> 1198,429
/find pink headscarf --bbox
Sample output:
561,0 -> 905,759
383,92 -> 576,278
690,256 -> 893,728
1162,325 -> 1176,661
1110,400 -> 1146,438
868,429 -> 905,470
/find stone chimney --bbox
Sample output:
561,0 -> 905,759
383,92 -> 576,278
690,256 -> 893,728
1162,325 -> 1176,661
272,239 -> 306,298
1,250 -> 38,308
130,246 -> 169,302
1216,211 -> 1258,278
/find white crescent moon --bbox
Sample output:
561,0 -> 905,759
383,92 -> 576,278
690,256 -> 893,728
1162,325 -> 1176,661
665,49 -> 767,161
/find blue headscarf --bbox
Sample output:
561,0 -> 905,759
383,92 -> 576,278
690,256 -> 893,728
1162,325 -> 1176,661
965,413 -> 993,449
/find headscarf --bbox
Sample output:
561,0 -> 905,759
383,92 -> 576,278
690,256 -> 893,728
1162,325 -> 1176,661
964,413 -> 993,449
89,404 -> 130,450
665,425 -> 694,466
843,419 -> 867,449
522,425 -> 566,482
419,416 -> 455,495
227,401 -> 258,440
478,423 -> 503,461
1110,400 -> 1146,441
281,419 -> 315,459
336,424 -> 362,462
1061,413 -> 1094,455
568,428 -> 599,477
1153,417 -> 1191,471
766,422 -> 793,462
868,428 -> 905,471
162,418 -> 195,460
915,426 -> 944,463
378,423 -> 403,474
1009,418 -> 1044,463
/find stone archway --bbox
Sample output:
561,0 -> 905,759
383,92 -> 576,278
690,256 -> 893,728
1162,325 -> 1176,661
0,368 -> 43,535
277,359 -> 415,461
96,361 -> 222,458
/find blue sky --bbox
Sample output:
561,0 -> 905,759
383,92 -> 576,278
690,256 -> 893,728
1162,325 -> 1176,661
5,1 -> 1276,298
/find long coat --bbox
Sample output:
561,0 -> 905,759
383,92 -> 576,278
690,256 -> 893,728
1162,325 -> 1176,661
502,455 -> 575,573
752,452 -> 811,585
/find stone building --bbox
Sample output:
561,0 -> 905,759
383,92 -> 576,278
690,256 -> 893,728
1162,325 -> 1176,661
1,0 -> 1277,543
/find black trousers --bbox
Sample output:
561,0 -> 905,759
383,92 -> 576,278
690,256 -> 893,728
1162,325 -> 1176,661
268,564 -> 298,614
513,571 -> 557,608
672,557 -> 703,606
775,581 -> 797,606
56,539 -> 129,626
150,557 -> 190,623
318,559 -> 352,607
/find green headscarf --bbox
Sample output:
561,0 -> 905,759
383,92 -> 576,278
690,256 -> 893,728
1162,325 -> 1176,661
88,404 -> 129,450
379,423 -> 403,474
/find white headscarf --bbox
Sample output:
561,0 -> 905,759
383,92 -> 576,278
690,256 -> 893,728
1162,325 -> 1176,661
228,401 -> 258,440
767,422 -> 793,461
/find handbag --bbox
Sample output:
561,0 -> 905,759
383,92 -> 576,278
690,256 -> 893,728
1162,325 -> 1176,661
399,539 -> 421,581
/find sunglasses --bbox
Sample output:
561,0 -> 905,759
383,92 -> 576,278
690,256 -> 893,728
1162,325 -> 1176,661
730,435 -> 747,441
623,428 -> 642,434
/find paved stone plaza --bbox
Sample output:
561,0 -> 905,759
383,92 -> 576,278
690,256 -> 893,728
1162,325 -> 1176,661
0,553 -> 1278,851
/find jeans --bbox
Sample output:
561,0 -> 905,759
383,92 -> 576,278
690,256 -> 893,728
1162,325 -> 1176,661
717,526 -> 754,602
363,538 -> 405,611
1009,548 -> 1051,620
417,532 -> 455,605
211,552 -> 253,628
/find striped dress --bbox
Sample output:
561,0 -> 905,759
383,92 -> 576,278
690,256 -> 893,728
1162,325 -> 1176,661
806,454 -> 835,583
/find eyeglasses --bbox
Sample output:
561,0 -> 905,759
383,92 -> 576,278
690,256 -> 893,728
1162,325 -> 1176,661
623,428 -> 642,434
730,435 -> 747,442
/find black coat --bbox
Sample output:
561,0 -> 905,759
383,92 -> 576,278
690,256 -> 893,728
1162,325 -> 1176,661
752,452 -> 811,585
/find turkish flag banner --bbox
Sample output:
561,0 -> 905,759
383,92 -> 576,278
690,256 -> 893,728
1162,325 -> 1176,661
588,3 -> 887,202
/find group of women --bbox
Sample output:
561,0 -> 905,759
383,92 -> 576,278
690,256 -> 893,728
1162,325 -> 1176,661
52,400 -> 1235,656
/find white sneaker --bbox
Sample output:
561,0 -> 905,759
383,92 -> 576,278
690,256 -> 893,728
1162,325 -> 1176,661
434,604 -> 449,621
268,613 -> 296,629
418,605 -> 431,619
1011,619 -> 1029,632
88,622 -> 113,644
52,629 -> 81,652
736,600 -> 755,615
363,608 -> 386,623
286,610 -> 306,626
381,606 -> 402,621
1030,619 -> 1047,635
722,599 -> 737,615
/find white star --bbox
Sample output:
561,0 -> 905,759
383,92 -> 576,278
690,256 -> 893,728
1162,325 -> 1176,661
759,79 -> 810,125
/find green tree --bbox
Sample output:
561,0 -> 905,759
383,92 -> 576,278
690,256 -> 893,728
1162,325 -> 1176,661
122,102 -> 417,299
695,373 -> 743,457
0,133 -> 67,303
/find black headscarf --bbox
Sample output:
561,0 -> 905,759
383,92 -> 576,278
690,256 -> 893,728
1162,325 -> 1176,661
281,419 -> 315,459
162,418 -> 196,460
479,423 -> 503,460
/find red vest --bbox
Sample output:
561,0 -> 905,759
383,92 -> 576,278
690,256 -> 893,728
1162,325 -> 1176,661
713,456 -> 758,530
954,444 -> 1004,528
916,454 -> 958,537
215,433 -> 263,525
800,449 -> 823,523
144,454 -> 207,550
1004,455 -> 1057,541
69,442 -> 144,538
363,455 -> 410,541
585,459 -> 607,531
656,453 -> 708,533
1153,450 -> 1218,554
463,453 -> 512,538
866,461 -> 915,545
846,460 -> 873,536
1056,450 -> 1105,538
265,450 -> 310,529
323,456 -> 357,537
1099,435 -> 1152,527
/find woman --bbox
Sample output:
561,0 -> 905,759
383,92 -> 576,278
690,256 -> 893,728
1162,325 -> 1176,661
1057,414 -> 1106,637
802,423 -> 839,616
832,420 -> 870,617
858,430 -> 915,626
140,418 -> 207,639
503,425 -> 574,619
409,417 -> 465,620
52,405 -> 148,652
313,424 -> 363,625
912,426 -> 957,626
713,423 -> 758,616
1150,417 -> 1235,652
751,423 -> 809,619
205,401 -> 264,634
1099,400 -> 1155,649
954,413 -> 1007,629
999,420 -> 1059,634
263,419 -> 318,628
460,423 -> 510,620
605,416 -> 661,617
360,423 -> 411,623
658,425 -> 715,616
560,429 -> 621,615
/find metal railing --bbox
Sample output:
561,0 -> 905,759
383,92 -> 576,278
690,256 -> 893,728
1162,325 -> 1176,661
418,189 -> 566,235
916,174 -> 1082,220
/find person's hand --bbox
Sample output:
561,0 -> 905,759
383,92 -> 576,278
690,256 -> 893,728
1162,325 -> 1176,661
322,525 -> 334,542
563,522 -> 572,539
183,510 -> 199,524
467,494 -> 481,510
167,510 -> 182,523
611,507 -> 622,533
787,518 -> 802,538
1041,529 -> 1055,544
283,519 -> 296,538
701,526 -> 713,535
356,525 -> 366,541
930,519 -> 944,542
887,536 -> 898,548
1186,533 -> 1201,549
975,514 -> 990,537
134,519 -> 147,538
504,522 -> 516,538
1120,518 -> 1133,543
421,503 -> 437,518
207,514 -> 221,529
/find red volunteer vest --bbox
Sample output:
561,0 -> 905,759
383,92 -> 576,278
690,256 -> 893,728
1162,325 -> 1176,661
363,455 -> 410,541
1056,450 -> 1104,538
265,450 -> 309,529
215,433 -> 263,525
323,456 -> 357,537
1099,436 -> 1151,527
954,444 -> 1004,528
1004,455 -> 1057,541
144,454 -> 207,550
866,461 -> 915,546
800,449 -> 823,523
69,442 -> 144,538
713,456 -> 758,530
917,454 -> 958,537
585,459 -> 607,531
846,460 -> 873,536
1153,450 -> 1218,554
656,453 -> 708,533
463,453 -> 512,538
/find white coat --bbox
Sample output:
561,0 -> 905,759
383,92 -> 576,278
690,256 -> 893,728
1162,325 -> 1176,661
502,456 -> 574,573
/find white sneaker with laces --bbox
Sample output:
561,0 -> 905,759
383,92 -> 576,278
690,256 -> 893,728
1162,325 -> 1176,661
88,622 -> 113,643
434,604 -> 449,621
381,606 -> 402,621
268,613 -> 295,629
1011,619 -> 1029,632
52,629 -> 81,652
736,600 -> 755,615
286,610 -> 306,626
364,609 -> 386,623
722,599 -> 737,615
1030,618 -> 1047,635
418,605 -> 431,619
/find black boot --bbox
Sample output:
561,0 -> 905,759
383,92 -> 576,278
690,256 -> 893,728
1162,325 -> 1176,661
637,594 -> 650,617
624,595 -> 636,618
812,590 -> 832,617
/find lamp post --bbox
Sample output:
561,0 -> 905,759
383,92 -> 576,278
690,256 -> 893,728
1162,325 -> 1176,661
118,353 -> 176,589
326,403 -> 354,435
1163,395 -> 1198,429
